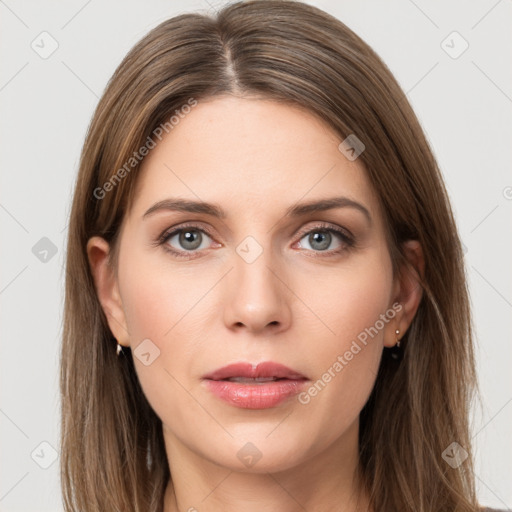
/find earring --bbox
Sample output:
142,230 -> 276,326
116,342 -> 123,356
390,328 -> 403,361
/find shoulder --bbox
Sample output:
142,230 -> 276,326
481,508 -> 508,512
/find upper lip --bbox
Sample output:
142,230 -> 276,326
203,362 -> 307,381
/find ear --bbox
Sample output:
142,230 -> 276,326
86,236 -> 130,347
384,240 -> 425,347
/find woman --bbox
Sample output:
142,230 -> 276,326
60,1 -> 503,511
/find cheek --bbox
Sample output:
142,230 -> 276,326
297,251 -> 393,349
122,279 -> 172,344
119,251 -> 201,345
332,269 -> 391,343
117,258 -> 205,424
291,251 -> 393,433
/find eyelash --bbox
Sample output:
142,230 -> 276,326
154,222 -> 355,259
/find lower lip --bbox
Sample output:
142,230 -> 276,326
204,379 -> 308,409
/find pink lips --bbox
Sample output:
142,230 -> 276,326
202,362 -> 308,409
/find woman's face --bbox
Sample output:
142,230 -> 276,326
89,96 -> 411,474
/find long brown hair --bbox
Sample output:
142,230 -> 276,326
60,1 -> 478,510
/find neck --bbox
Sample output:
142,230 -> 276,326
162,420 -> 372,512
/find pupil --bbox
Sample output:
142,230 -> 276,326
181,230 -> 201,249
310,231 -> 330,250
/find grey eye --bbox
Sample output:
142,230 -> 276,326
298,230 -> 342,252
167,229 -> 210,251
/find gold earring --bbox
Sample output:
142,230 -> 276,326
390,328 -> 403,361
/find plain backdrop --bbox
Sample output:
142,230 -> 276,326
1,1 -> 511,510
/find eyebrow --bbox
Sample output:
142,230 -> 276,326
142,196 -> 372,224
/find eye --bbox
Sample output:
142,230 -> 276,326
158,224 -> 218,258
295,223 -> 354,256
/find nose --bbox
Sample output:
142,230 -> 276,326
222,245 -> 291,335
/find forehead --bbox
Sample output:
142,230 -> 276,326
127,95 -> 380,224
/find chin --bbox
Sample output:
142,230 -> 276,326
197,429 -> 314,474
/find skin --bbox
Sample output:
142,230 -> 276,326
87,96 -> 424,512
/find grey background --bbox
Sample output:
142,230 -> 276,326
1,0 -> 511,510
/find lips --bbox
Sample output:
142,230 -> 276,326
202,362 -> 307,381
202,362 -> 308,409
